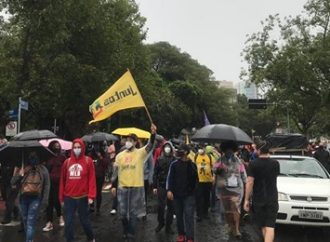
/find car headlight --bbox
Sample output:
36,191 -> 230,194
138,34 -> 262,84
278,192 -> 289,201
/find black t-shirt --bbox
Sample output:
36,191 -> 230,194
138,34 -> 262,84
247,157 -> 280,206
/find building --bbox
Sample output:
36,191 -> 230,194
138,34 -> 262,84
214,80 -> 234,89
236,81 -> 258,99
213,80 -> 237,103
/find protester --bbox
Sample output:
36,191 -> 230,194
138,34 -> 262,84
213,141 -> 246,239
244,142 -> 280,242
205,145 -> 220,212
43,141 -> 66,231
0,139 -> 20,225
90,142 -> 110,215
59,139 -> 96,242
167,144 -> 198,242
153,136 -> 166,163
152,141 -> 175,233
250,144 -> 258,161
111,124 -> 157,242
194,144 -> 214,222
14,151 -> 50,242
313,142 -> 330,172
110,140 -> 122,215
143,140 -> 155,220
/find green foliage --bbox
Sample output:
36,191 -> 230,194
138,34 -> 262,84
242,0 -> 330,136
0,0 -> 241,139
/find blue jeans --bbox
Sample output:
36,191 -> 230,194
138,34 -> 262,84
64,197 -> 94,242
19,195 -> 41,242
174,195 -> 195,240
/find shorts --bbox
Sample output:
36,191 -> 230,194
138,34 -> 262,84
252,203 -> 279,228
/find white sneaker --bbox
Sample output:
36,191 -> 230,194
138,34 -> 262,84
110,209 -> 117,215
59,216 -> 65,227
42,222 -> 53,232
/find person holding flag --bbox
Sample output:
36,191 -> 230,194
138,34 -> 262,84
111,124 -> 157,242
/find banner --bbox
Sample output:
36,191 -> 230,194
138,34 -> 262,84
89,70 -> 146,124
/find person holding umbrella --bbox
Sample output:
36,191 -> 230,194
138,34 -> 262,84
59,139 -> 96,242
14,151 -> 50,242
42,140 -> 66,231
111,124 -> 157,241
213,141 -> 247,239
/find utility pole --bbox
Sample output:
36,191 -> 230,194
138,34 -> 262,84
17,97 -> 22,133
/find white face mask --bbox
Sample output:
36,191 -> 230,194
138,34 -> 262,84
125,141 -> 133,150
198,149 -> 204,155
73,148 -> 81,157
164,147 -> 171,154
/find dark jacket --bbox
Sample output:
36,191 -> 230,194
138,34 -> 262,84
314,148 -> 330,170
153,142 -> 175,189
94,156 -> 110,178
46,154 -> 66,183
166,158 -> 198,199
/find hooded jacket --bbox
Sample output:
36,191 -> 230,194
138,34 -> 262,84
152,141 -> 175,189
59,139 -> 96,202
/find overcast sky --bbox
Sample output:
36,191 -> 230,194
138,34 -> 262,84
135,0 -> 306,82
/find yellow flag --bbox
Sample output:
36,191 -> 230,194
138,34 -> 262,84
89,70 -> 146,124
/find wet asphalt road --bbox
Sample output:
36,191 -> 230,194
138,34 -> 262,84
0,192 -> 329,242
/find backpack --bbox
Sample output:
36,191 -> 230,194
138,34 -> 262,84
21,165 -> 44,196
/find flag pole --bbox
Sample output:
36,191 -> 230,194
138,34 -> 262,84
144,106 -> 153,125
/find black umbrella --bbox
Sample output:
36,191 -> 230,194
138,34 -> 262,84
82,132 -> 118,143
12,130 -> 57,141
0,140 -> 56,164
191,124 -> 253,144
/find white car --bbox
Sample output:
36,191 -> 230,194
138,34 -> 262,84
273,155 -> 330,227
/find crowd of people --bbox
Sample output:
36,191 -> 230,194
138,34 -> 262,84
1,129 -> 329,242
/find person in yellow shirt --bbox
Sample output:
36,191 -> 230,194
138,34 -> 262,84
194,145 -> 214,222
111,124 -> 157,241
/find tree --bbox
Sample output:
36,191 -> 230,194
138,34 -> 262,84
0,0 -> 149,138
242,0 -> 330,136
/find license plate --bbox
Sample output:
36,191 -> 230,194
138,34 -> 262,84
298,210 -> 323,220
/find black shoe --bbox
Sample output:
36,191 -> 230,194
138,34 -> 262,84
142,215 -> 147,222
1,219 -> 11,225
196,216 -> 202,222
165,225 -> 174,234
155,223 -> 164,233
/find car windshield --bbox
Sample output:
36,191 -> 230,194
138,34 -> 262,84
276,157 -> 329,179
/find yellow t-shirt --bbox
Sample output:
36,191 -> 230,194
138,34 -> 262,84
115,147 -> 147,187
195,154 -> 213,183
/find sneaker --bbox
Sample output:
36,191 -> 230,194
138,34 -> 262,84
42,222 -> 53,232
155,223 -> 164,233
59,216 -> 65,227
176,235 -> 185,242
110,209 -> 117,215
